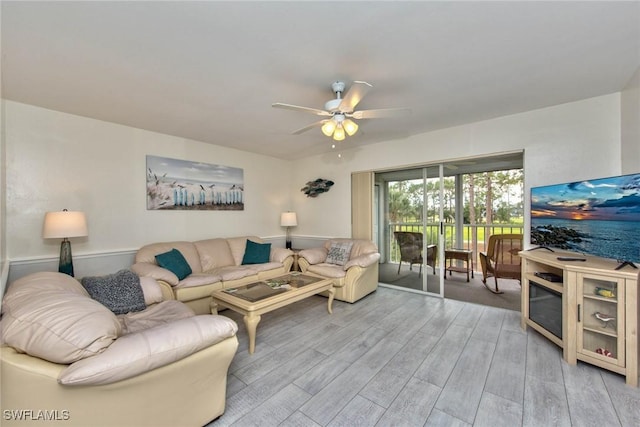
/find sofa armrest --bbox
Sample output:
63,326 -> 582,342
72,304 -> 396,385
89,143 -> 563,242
59,315 -> 238,386
131,262 -> 179,286
298,247 -> 328,265
343,252 -> 381,270
270,247 -> 294,263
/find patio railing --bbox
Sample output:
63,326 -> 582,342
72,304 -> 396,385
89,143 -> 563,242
388,222 -> 524,270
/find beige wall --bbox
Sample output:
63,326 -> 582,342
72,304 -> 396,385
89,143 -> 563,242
290,94 -> 623,245
4,101 -> 292,262
0,3 -> 7,294
2,91 -> 630,277
621,67 -> 640,174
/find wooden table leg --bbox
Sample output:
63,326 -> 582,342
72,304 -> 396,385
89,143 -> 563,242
466,253 -> 470,282
327,287 -> 335,314
244,313 -> 261,354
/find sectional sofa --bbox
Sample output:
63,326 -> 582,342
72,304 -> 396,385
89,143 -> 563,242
0,271 -> 238,427
132,236 -> 294,314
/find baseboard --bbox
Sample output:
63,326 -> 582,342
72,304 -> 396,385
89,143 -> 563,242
5,235 -> 336,286
289,235 -> 335,250
7,249 -> 138,284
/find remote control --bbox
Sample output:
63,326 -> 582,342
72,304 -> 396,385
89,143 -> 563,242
557,256 -> 587,261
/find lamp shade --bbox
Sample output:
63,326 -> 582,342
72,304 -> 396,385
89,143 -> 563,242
43,210 -> 88,239
321,120 -> 336,137
280,212 -> 298,227
343,119 -> 359,136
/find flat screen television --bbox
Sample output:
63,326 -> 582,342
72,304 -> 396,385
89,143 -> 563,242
530,172 -> 640,267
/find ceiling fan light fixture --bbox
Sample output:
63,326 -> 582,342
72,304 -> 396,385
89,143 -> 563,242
273,80 -> 409,143
333,125 -> 345,141
343,119 -> 358,136
321,120 -> 336,137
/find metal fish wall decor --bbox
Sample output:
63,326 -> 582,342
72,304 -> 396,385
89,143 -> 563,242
301,178 -> 334,198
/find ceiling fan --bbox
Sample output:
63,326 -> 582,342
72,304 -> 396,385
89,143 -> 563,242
272,81 -> 409,142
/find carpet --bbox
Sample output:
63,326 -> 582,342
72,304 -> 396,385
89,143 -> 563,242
379,262 -> 521,311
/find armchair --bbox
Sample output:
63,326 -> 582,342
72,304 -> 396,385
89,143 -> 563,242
479,233 -> 523,293
297,238 -> 380,303
393,231 -> 437,276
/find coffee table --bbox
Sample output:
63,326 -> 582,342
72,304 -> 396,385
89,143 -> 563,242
211,272 -> 334,354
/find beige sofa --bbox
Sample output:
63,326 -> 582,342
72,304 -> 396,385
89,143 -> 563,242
0,272 -> 238,427
298,238 -> 380,303
132,236 -> 294,314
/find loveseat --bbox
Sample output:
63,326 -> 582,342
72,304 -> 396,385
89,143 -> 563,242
132,236 -> 294,314
298,238 -> 380,303
0,272 -> 238,427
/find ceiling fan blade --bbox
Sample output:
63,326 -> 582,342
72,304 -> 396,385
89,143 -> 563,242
292,120 -> 327,135
350,107 -> 411,119
272,103 -> 332,117
338,81 -> 372,113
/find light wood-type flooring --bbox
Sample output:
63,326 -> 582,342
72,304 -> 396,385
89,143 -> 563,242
208,287 -> 640,426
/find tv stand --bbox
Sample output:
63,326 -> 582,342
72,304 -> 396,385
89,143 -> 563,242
520,250 -> 639,387
615,260 -> 638,270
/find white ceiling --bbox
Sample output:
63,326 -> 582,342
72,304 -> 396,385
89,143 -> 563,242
2,1 -> 639,161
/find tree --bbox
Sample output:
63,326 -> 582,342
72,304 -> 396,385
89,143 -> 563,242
388,181 -> 420,223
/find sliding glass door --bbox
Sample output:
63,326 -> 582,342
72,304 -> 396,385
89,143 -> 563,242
375,165 -> 445,296
424,165 -> 445,296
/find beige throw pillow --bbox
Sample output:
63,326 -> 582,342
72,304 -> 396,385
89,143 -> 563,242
326,241 -> 354,266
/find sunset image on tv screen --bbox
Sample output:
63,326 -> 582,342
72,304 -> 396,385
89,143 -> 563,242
531,173 -> 640,263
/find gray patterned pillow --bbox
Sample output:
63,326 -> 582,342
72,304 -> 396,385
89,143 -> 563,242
326,241 -> 354,266
81,270 -> 146,315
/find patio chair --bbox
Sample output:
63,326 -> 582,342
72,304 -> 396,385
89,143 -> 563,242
479,233 -> 523,294
394,231 -> 436,277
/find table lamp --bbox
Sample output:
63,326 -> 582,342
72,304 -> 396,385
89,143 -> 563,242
43,209 -> 88,277
280,212 -> 297,249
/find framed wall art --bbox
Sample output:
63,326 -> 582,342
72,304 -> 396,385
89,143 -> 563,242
146,155 -> 244,210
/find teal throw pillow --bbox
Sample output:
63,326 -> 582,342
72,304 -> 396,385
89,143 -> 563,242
155,248 -> 192,280
242,240 -> 271,265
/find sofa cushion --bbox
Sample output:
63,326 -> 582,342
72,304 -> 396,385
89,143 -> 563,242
81,269 -> 147,315
135,241 -> 203,273
58,314 -> 238,386
215,265 -> 258,282
306,264 -> 347,279
118,300 -> 195,335
227,236 -> 263,266
194,238 -> 235,270
0,272 -> 121,364
175,272 -> 222,289
248,261 -> 283,274
156,249 -> 193,280
326,241 -> 354,266
242,240 -> 272,265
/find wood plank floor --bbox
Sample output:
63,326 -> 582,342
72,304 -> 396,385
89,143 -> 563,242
208,287 -> 640,426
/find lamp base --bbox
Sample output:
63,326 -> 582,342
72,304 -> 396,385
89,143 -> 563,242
285,240 -> 292,249
59,239 -> 74,277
